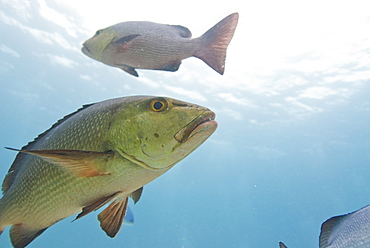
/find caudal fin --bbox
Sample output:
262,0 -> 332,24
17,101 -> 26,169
10,224 -> 48,248
195,12 -> 239,75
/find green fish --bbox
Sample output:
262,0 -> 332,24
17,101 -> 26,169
81,13 -> 239,77
0,96 -> 217,248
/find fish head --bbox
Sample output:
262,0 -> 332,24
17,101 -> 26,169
108,96 -> 217,171
81,27 -> 117,60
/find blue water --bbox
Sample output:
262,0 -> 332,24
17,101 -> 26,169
1,1 -> 370,247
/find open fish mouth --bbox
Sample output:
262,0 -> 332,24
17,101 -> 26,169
174,111 -> 217,143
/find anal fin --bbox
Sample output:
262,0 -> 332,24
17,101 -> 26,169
10,224 -> 47,248
130,187 -> 143,204
117,64 -> 139,77
156,61 -> 181,72
98,196 -> 128,238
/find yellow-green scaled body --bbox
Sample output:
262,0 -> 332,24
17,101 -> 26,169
0,96 -> 217,248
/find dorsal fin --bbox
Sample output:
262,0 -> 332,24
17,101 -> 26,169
23,103 -> 94,150
2,104 -> 94,194
166,25 -> 192,38
279,241 -> 288,248
319,214 -> 346,247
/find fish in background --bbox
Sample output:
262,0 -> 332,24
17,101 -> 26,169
319,205 -> 370,248
279,204 -> 370,248
82,13 -> 239,77
279,241 -> 288,248
0,96 -> 217,248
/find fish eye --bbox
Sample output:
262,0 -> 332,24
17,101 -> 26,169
149,98 -> 168,112
95,29 -> 102,36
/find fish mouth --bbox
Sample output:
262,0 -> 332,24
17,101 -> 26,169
81,43 -> 91,55
174,111 -> 217,143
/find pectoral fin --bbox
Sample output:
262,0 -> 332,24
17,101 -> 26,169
98,196 -> 129,238
9,224 -> 48,248
113,34 -> 140,59
6,147 -> 113,177
114,34 -> 140,49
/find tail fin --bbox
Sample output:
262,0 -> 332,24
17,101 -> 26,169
194,12 -> 239,75
10,224 -> 48,248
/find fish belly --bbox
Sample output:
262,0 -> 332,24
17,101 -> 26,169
0,164 -> 125,231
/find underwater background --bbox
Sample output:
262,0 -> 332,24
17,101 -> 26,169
1,0 -> 370,247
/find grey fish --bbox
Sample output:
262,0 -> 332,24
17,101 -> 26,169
279,205 -> 370,248
81,13 -> 239,77
279,241 -> 288,248
319,205 -> 370,247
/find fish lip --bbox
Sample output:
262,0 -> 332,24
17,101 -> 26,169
81,43 -> 91,55
174,111 -> 216,143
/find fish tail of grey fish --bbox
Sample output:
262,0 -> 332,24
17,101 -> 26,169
194,12 -> 239,75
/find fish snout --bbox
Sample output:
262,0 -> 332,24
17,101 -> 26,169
81,42 -> 92,56
174,111 -> 217,143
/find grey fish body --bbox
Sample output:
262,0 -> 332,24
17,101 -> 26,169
82,13 -> 239,76
103,21 -> 199,71
279,205 -> 370,248
0,96 -> 217,247
319,205 -> 370,248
